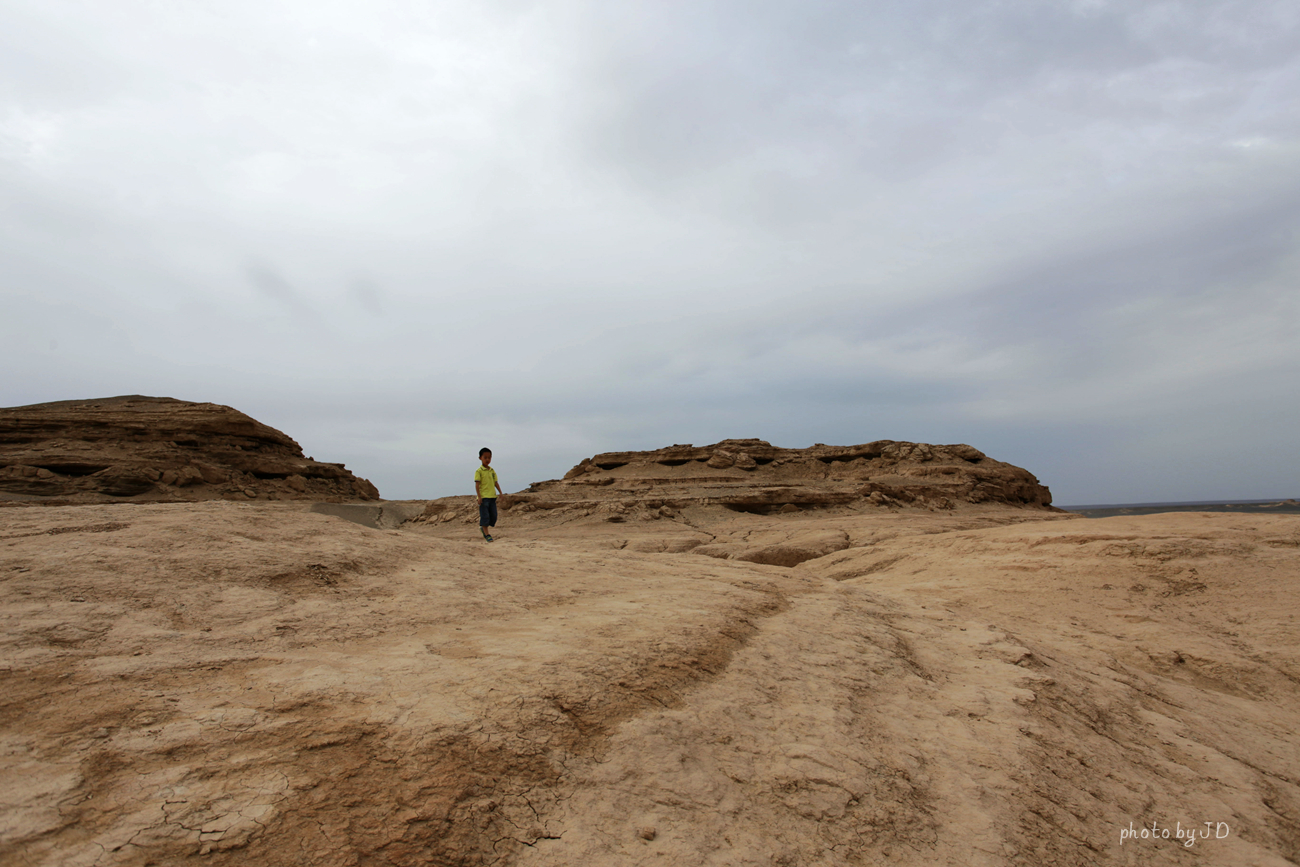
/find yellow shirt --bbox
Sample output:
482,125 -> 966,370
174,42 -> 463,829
475,466 -> 498,498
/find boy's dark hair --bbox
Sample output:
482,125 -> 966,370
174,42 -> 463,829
479,447 -> 491,457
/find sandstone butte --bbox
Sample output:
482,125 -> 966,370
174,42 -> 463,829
0,395 -> 379,503
2,401 -> 1297,867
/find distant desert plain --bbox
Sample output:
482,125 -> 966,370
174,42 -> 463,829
1,397 -> 1297,867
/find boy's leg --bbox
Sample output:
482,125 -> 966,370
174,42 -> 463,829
479,500 -> 491,538
486,499 -> 498,536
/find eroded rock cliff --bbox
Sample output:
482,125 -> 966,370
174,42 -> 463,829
512,438 -> 1054,517
0,395 -> 379,503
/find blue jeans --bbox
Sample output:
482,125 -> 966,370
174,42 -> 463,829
479,498 -> 498,528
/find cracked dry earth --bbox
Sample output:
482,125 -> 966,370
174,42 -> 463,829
1,503 -> 1298,866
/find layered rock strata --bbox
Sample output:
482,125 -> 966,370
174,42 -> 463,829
420,438 -> 1055,527
0,395 -> 379,503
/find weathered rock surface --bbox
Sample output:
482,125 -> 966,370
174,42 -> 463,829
417,439 -> 1058,565
529,438 -> 1053,513
418,439 -> 1055,545
3,502 -> 1298,866
0,395 -> 379,503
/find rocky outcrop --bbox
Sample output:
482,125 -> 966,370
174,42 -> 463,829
499,438 -> 1054,519
6,503 -> 1299,866
0,395 -> 379,503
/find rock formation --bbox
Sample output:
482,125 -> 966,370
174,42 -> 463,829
5,502 -> 1298,866
502,438 -> 1054,519
0,395 -> 379,503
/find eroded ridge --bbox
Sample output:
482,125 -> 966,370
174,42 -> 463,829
0,395 -> 379,503
417,438 -> 1057,531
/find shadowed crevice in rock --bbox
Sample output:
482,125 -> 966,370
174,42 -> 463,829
310,501 -> 429,529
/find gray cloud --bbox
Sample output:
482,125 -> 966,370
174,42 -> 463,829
246,262 -> 311,311
2,0 -> 1298,505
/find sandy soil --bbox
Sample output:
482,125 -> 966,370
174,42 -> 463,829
1,502 -> 1297,866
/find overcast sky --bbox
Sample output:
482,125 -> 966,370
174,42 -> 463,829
4,0 -> 1299,505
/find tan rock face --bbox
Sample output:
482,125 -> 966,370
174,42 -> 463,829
0,395 -> 379,503
516,437 -> 1054,518
4,502 -> 1298,867
414,438 -> 1059,567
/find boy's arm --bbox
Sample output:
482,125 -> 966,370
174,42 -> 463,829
474,471 -> 481,502
496,476 -> 504,496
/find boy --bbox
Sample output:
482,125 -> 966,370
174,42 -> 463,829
474,447 -> 503,541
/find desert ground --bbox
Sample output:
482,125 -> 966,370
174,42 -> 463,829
2,499 -> 1297,867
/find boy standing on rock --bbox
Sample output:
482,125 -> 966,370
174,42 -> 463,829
475,447 -> 503,541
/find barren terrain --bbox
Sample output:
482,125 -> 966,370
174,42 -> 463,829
2,499 -> 1297,866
